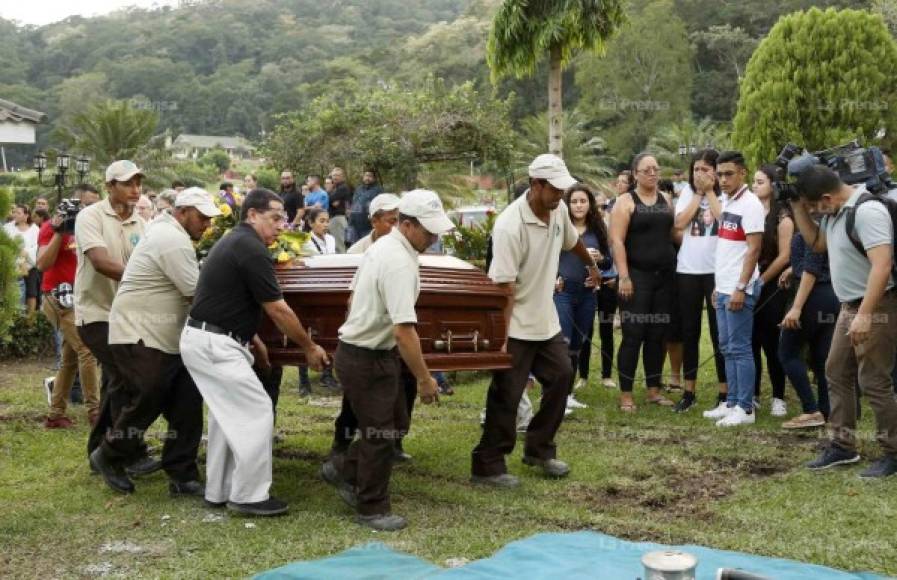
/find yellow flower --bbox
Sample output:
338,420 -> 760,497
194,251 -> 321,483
219,204 -> 233,217
268,241 -> 278,250
290,241 -> 301,253
277,251 -> 291,263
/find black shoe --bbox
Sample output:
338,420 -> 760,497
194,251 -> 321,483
470,473 -> 520,488
204,499 -> 227,509
321,460 -> 358,508
89,448 -> 134,494
522,456 -> 570,478
227,496 -> 289,517
126,455 -> 162,478
806,445 -> 861,470
298,383 -> 312,397
393,445 -> 412,463
355,513 -> 407,531
859,455 -> 897,479
169,480 -> 205,497
320,374 -> 341,391
673,393 -> 695,413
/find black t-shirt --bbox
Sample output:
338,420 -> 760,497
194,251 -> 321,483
280,187 -> 303,223
330,182 -> 353,217
190,222 -> 283,341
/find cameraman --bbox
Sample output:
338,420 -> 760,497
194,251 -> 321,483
37,184 -> 101,429
792,164 -> 897,478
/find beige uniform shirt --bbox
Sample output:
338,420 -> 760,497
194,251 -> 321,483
74,198 -> 145,326
488,194 -> 579,340
346,232 -> 374,255
108,213 -> 199,354
338,229 -> 419,349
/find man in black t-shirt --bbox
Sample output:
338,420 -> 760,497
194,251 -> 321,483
329,167 -> 353,250
180,189 -> 328,517
278,171 -> 304,228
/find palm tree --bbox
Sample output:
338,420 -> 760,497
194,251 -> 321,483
487,0 -> 626,157
647,117 -> 732,169
57,100 -> 158,166
516,109 -> 615,183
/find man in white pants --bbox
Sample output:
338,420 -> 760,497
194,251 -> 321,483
180,188 -> 328,516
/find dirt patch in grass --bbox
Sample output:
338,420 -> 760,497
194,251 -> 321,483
0,407 -> 45,423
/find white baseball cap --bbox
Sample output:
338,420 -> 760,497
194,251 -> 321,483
528,154 -> 577,190
398,189 -> 455,234
369,193 -> 401,217
175,187 -> 222,218
105,160 -> 145,183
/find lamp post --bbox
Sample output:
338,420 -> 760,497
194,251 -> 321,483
33,151 -> 91,203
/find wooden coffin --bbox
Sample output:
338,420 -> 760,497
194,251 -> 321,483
259,254 -> 512,371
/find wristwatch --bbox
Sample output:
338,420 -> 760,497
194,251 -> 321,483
735,282 -> 747,292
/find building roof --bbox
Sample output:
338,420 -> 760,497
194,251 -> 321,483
171,134 -> 254,151
0,98 -> 47,124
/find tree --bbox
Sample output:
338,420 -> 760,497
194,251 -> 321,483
199,148 -> 231,174
576,0 -> 693,160
515,109 -> 615,183
57,100 -> 158,166
487,0 -> 625,156
647,117 -> 731,169
0,188 -> 20,338
732,8 -> 897,168
689,25 -> 759,122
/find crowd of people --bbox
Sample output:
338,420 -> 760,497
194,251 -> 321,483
6,143 -> 897,533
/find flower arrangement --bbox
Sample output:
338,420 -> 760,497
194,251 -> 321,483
194,196 -> 310,266
442,210 -> 496,269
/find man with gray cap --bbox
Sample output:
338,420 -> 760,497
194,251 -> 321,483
77,160 -> 158,476
89,188 -> 220,495
346,193 -> 401,254
472,154 -> 600,487
323,189 -> 453,531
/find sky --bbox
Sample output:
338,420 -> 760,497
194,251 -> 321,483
1,0 -> 179,26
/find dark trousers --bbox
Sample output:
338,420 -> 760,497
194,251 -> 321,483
471,333 -> 571,477
778,282 -> 837,417
595,283 -> 617,379
104,342 -> 203,481
79,322 -> 147,460
617,269 -> 672,392
334,342 -> 408,516
753,280 -> 788,398
677,273 -> 726,383
333,364 -> 416,453
258,365 -> 283,418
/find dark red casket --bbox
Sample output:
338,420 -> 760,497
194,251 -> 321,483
258,254 -> 512,371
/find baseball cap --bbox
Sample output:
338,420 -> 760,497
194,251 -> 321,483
369,193 -> 401,217
528,154 -> 577,190
398,189 -> 454,234
174,187 -> 222,218
105,160 -> 145,183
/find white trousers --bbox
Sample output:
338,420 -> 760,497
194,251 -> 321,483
180,325 -> 273,504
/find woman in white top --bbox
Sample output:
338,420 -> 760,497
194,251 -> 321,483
671,149 -> 727,413
4,203 -> 40,311
302,208 -> 337,256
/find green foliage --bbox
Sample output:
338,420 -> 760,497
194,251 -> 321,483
442,211 -> 496,265
515,109 -> 615,181
0,187 -> 19,338
56,100 -> 158,167
486,0 -> 625,81
732,8 -> 897,168
647,118 -> 732,169
264,78 -> 516,191
199,149 -> 231,173
576,0 -> 694,160
0,311 -> 55,359
255,168 -> 280,191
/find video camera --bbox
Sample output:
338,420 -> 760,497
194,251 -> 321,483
54,198 -> 82,234
772,140 -> 894,201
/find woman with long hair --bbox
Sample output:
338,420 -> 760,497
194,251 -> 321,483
554,184 -> 612,410
751,165 -> 794,416
610,153 -> 677,412
671,149 -> 727,413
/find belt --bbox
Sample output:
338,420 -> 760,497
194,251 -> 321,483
845,288 -> 897,309
338,340 -> 398,359
186,318 -> 250,346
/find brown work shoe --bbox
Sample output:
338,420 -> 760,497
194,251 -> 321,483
44,416 -> 74,429
87,410 -> 99,427
782,412 -> 826,430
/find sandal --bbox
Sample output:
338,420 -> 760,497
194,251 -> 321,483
619,401 -> 637,413
646,395 -> 674,407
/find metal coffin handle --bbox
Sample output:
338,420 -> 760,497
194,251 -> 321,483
433,330 -> 490,352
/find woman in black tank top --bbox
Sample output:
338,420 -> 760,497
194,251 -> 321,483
609,153 -> 677,412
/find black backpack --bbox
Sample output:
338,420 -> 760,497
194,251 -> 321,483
844,191 -> 897,277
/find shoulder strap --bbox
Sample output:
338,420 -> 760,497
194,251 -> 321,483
845,193 -> 878,256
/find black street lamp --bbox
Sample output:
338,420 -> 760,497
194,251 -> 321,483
33,151 -> 90,203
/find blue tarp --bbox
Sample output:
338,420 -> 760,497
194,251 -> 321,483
255,531 -> 889,580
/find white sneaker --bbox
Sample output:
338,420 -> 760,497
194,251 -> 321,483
44,376 -> 54,405
716,406 -> 756,427
564,407 -> 573,416
702,402 -> 732,419
753,397 -> 761,410
573,378 -> 587,391
602,378 -> 617,389
567,395 -> 588,409
771,398 -> 787,417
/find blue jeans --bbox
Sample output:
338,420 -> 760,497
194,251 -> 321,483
554,283 -> 597,357
716,281 -> 759,412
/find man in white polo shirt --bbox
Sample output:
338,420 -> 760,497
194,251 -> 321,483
323,189 -> 453,532
346,193 -> 400,255
471,154 -> 600,487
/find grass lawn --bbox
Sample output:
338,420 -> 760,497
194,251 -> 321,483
1,324 -> 896,578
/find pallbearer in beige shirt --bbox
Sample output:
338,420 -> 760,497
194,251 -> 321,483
90,188 -> 221,496
471,154 -> 600,487
346,193 -> 401,255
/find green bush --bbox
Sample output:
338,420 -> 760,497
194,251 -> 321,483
199,148 -> 231,173
0,311 -> 56,359
255,167 -> 279,191
0,187 -> 19,337
442,211 -> 496,267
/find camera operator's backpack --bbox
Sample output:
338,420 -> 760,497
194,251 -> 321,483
844,191 -> 897,277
